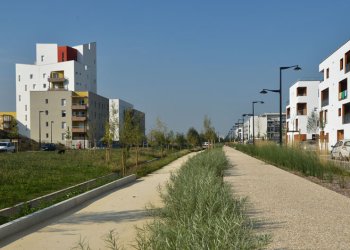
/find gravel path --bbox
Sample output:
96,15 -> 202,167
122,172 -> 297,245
223,146 -> 350,250
1,152 -> 198,250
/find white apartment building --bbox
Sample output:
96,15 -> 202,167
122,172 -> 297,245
109,99 -> 134,141
319,39 -> 350,149
286,80 -> 319,144
16,42 -> 97,137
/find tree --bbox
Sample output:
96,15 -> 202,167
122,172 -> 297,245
65,126 -> 72,149
8,119 -> 18,139
148,118 -> 168,157
307,111 -> 319,135
187,127 -> 200,149
175,132 -> 186,150
103,103 -> 118,163
203,115 -> 216,148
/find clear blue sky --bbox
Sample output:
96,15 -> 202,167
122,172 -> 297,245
0,0 -> 349,136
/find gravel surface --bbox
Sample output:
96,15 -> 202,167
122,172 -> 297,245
0,152 -> 198,250
223,146 -> 350,250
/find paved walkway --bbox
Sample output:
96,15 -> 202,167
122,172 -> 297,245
0,152 -> 198,250
223,146 -> 350,250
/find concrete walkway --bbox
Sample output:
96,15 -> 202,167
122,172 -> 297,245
0,152 -> 198,250
223,146 -> 350,250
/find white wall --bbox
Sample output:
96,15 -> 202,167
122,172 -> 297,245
109,99 -> 134,141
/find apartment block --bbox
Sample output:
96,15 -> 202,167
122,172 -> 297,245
30,91 -> 108,148
286,80 -> 319,144
16,42 -> 97,137
319,40 -> 350,148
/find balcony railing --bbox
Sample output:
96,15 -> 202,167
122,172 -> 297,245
72,126 -> 86,133
339,90 -> 348,100
72,104 -> 87,110
297,109 -> 307,115
321,99 -> 329,107
48,77 -> 66,83
343,113 -> 350,124
346,63 -> 350,73
72,116 -> 87,121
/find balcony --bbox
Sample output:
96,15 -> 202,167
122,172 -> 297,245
321,99 -> 329,107
72,126 -> 86,133
48,77 -> 66,83
72,104 -> 87,110
72,116 -> 87,121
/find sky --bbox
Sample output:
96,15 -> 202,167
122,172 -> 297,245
0,0 -> 349,137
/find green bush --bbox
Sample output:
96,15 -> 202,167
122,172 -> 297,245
136,148 -> 269,250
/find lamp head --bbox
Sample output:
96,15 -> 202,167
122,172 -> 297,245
260,90 -> 268,94
294,65 -> 302,71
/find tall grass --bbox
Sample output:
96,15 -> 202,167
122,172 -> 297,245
234,143 -> 349,179
136,148 -> 269,249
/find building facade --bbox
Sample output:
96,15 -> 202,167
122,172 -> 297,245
286,80 -> 319,144
30,91 -> 108,148
16,43 -> 97,137
319,39 -> 350,149
0,112 -> 16,132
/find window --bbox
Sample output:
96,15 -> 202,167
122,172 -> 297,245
326,68 -> 329,79
33,84 -> 36,90
45,110 -> 48,115
46,122 -> 49,127
41,55 -> 44,62
25,85 -> 27,91
18,75 -> 21,82
43,84 -> 46,88
25,105 -> 27,111
340,58 -> 344,70
30,74 -> 33,79
45,99 -> 48,104
339,108 -> 342,116
62,122 -> 66,129
62,110 -> 66,117
62,52 -> 64,61
325,110 -> 328,124
85,65 -> 88,70
61,99 -> 66,106
43,73 -> 46,79
19,95 -> 21,102
62,133 -> 65,140
25,115 -> 27,121
46,133 -> 49,138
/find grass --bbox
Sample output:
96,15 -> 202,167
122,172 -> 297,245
232,143 -> 350,180
136,148 -> 269,250
0,147 -> 183,210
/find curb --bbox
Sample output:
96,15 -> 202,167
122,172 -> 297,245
0,174 -> 136,241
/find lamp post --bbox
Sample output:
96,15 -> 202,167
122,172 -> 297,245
252,101 -> 264,145
243,114 -> 253,142
50,121 -> 54,144
38,111 -> 44,149
260,65 -> 301,145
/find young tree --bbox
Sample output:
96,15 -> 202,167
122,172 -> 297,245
103,103 -> 118,163
187,127 -> 200,149
203,115 -> 216,148
120,109 -> 135,175
175,132 -> 186,150
65,126 -> 72,149
8,119 -> 18,139
307,110 -> 319,135
148,118 -> 168,157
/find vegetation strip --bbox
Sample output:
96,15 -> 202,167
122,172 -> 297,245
136,148 -> 269,249
232,144 -> 350,189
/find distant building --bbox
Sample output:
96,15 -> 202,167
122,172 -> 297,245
109,99 -> 145,142
286,80 -> 319,144
16,42 -> 97,138
30,91 -> 108,148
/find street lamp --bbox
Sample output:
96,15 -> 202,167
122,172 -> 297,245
50,121 -> 54,144
252,101 -> 264,145
38,110 -> 44,149
260,65 -> 301,145
242,114 -> 253,142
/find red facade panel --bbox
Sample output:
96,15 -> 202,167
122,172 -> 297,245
58,46 -> 77,62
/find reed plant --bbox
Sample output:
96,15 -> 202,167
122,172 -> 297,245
136,148 -> 269,250
234,143 -> 349,180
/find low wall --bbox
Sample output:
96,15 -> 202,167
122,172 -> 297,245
0,174 -> 136,241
